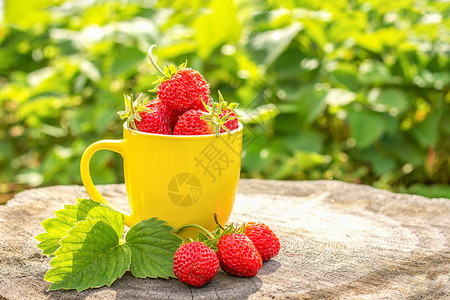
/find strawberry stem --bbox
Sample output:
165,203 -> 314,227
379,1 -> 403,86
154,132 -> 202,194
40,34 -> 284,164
214,213 -> 226,231
175,224 -> 215,240
147,45 -> 167,78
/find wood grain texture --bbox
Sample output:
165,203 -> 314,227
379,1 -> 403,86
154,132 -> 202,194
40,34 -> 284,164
0,179 -> 448,299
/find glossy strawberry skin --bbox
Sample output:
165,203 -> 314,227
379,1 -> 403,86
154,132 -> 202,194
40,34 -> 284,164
159,101 -> 179,131
219,110 -> 239,133
158,68 -> 210,117
244,222 -> 280,262
217,234 -> 262,277
173,110 -> 213,135
134,100 -> 171,134
173,241 -> 219,287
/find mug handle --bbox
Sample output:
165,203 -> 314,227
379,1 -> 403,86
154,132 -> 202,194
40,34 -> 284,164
80,139 -> 131,226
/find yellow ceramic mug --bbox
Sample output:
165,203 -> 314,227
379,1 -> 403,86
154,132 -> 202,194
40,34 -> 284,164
80,122 -> 243,238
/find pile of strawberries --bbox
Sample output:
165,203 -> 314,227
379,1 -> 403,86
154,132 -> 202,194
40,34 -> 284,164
173,217 -> 280,287
118,45 -> 239,136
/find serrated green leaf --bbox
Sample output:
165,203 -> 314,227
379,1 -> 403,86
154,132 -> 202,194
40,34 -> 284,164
410,110 -> 441,147
36,198 -> 101,256
348,110 -> 386,148
85,206 -> 124,240
76,198 -> 102,221
45,218 -> 130,292
125,218 -> 183,279
36,218 -> 74,256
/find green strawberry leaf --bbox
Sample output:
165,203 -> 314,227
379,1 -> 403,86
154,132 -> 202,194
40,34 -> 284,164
36,198 -> 100,256
75,198 -> 102,221
125,218 -> 183,279
36,217 -> 74,256
45,218 -> 131,292
85,205 -> 124,240
347,109 -> 386,148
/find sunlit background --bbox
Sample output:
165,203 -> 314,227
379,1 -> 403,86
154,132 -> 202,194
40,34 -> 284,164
0,0 -> 449,202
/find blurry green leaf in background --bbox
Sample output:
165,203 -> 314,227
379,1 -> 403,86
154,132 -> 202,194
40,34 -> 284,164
0,0 -> 449,200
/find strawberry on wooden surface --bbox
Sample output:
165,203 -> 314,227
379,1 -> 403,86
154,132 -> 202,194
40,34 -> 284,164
216,233 -> 263,277
173,241 -> 219,287
243,222 -> 280,262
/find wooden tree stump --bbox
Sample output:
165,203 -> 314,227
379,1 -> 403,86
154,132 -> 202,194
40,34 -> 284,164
0,179 -> 449,299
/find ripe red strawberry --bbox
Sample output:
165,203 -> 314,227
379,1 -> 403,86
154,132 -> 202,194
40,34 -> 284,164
158,100 -> 180,131
216,91 -> 239,133
158,68 -> 210,115
173,241 -> 219,287
173,92 -> 240,136
173,110 -> 213,135
243,222 -> 280,262
117,94 -> 171,134
216,233 -> 262,277
219,110 -> 239,133
148,45 -> 210,117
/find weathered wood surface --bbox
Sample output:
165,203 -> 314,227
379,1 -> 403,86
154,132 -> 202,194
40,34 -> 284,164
0,179 -> 449,300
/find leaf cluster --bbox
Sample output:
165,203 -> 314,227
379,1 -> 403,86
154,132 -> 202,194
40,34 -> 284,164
36,198 -> 182,291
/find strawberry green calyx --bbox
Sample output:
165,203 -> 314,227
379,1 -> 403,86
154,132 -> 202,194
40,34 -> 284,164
175,223 -> 220,250
200,98 -> 221,137
147,45 -> 187,92
117,93 -> 152,131
201,92 -> 240,137
217,91 -> 240,113
213,212 -> 244,235
174,213 -> 242,251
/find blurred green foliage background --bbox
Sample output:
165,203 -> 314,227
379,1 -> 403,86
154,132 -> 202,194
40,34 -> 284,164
0,0 -> 449,199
